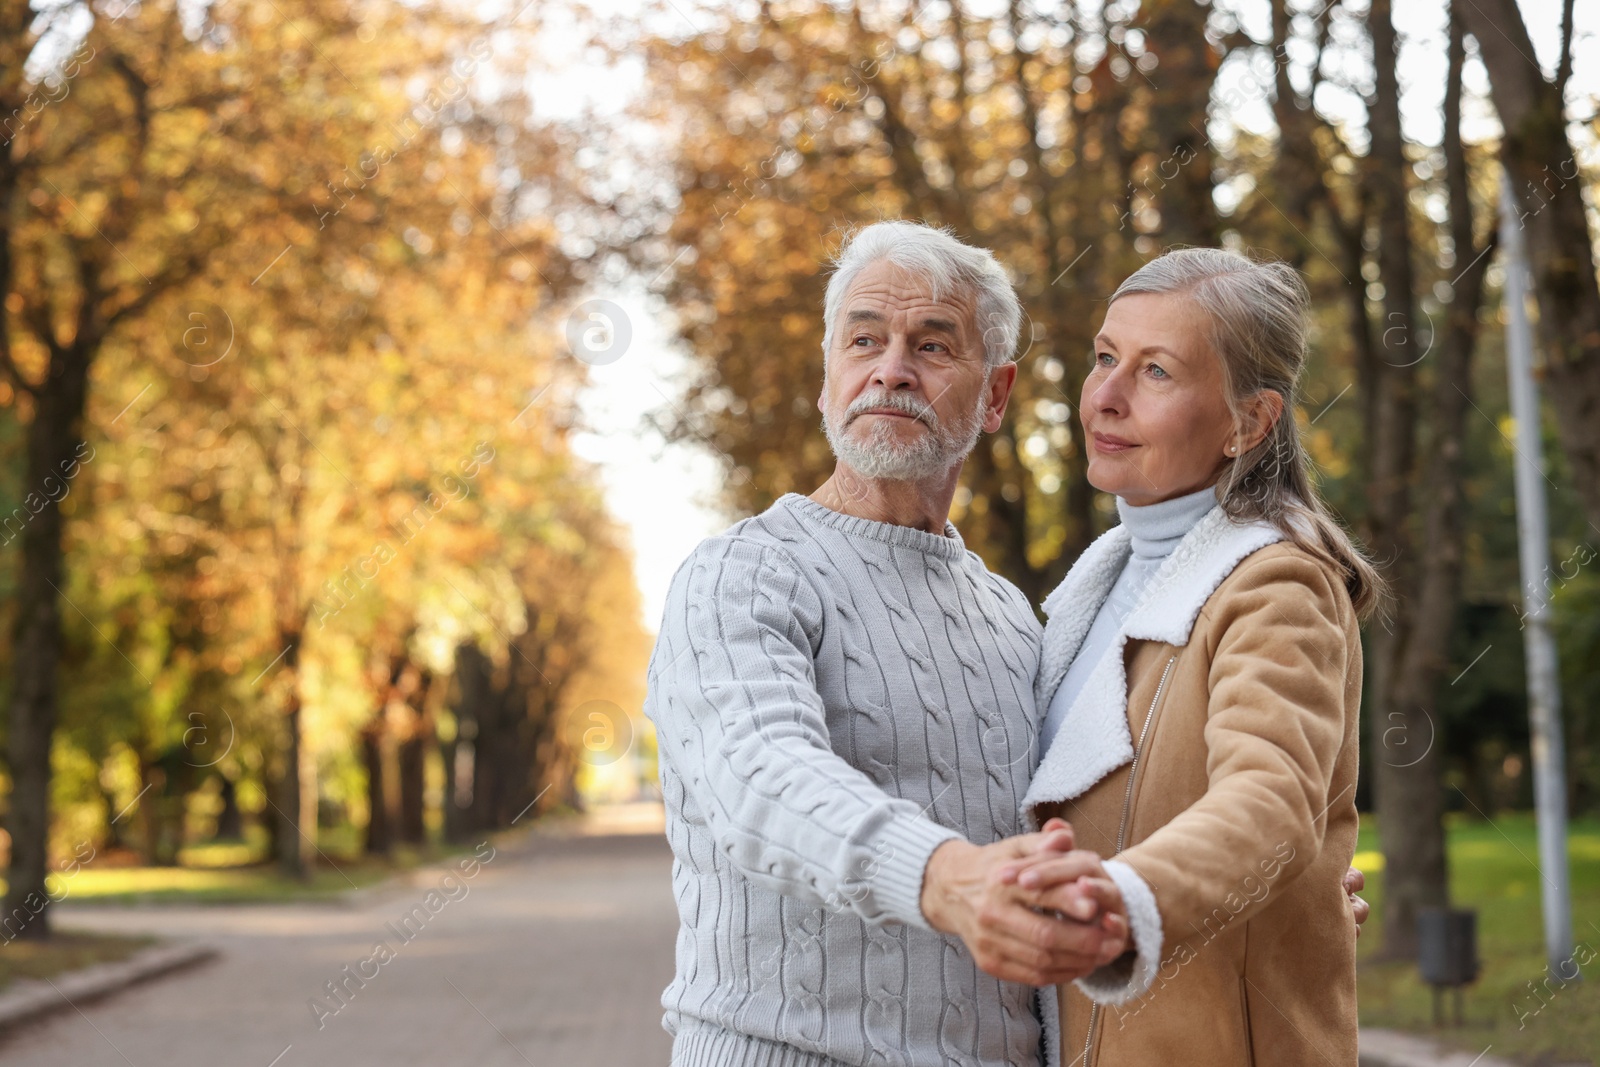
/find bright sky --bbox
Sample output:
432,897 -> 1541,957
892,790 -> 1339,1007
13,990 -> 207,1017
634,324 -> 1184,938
568,292 -> 728,631
528,0 -> 1598,630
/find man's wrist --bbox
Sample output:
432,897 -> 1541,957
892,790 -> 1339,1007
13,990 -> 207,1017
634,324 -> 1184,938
919,838 -> 977,934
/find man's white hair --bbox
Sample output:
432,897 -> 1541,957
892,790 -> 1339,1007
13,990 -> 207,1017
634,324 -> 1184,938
821,220 -> 1022,368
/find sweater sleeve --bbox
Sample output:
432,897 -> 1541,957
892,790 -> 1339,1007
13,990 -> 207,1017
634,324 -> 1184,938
647,536 -> 963,930
1078,551 -> 1353,1004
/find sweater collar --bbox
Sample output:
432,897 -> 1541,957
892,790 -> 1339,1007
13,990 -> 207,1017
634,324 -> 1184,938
1116,484 -> 1220,561
778,493 -> 969,561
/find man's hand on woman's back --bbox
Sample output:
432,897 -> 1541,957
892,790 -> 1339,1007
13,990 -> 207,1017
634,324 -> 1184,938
1345,866 -> 1370,935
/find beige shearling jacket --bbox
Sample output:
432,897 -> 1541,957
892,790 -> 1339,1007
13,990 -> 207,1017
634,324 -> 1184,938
1024,506 -> 1362,1067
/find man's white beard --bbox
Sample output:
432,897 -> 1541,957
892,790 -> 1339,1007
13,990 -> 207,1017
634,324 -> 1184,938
822,380 -> 990,481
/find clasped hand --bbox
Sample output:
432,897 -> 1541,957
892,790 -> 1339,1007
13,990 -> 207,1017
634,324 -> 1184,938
919,818 -> 1128,987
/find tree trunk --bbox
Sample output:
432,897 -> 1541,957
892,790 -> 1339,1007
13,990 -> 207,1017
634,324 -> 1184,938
273,631 -> 307,880
276,702 -> 304,878
1374,8 -> 1499,960
1383,11 -> 1494,901
137,761 -> 161,867
215,775 -> 243,841
137,758 -> 184,868
441,724 -> 466,843
1138,0 -> 1220,248
262,772 -> 283,862
2,340 -> 93,940
492,686 -> 525,828
1006,0 -> 1095,578
456,642 -> 499,833
1364,0 -> 1447,959
1265,0 -> 1330,271
361,726 -> 391,856
1458,0 -> 1600,536
0,0 -> 41,926
398,732 -> 426,845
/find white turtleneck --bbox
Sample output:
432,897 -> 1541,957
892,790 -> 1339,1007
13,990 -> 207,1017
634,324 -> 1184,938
1040,484 -> 1220,749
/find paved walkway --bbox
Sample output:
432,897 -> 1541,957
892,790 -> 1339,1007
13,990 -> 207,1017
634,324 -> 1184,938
0,806 -> 1539,1067
0,810 -> 678,1066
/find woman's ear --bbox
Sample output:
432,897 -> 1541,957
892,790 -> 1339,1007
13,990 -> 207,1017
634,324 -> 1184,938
1233,389 -> 1286,454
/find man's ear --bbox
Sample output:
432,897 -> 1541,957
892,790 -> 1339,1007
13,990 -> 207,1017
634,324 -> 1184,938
1235,388 -> 1285,453
983,362 -> 1019,434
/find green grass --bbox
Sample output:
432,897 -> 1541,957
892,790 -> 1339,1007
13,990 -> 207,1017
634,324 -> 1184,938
2,834 -> 495,907
1355,813 -> 1600,1065
47,860 -> 395,905
0,932 -> 155,992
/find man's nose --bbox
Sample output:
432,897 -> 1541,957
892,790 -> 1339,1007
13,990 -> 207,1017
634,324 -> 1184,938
870,337 -> 917,390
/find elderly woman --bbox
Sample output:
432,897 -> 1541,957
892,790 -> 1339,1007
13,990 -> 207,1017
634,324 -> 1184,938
1003,248 -> 1380,1067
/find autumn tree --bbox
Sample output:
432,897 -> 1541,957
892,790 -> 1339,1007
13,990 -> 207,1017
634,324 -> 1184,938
1235,0 -> 1504,955
1459,0 -> 1600,539
618,0 -> 1226,602
0,0 -> 590,912
620,0 -> 1557,960
0,0 -> 259,932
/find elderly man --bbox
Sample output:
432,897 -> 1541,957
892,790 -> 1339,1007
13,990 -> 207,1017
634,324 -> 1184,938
645,220 -> 1123,1067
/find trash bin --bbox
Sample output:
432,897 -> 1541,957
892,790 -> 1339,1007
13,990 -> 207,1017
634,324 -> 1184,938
1418,907 -> 1478,1025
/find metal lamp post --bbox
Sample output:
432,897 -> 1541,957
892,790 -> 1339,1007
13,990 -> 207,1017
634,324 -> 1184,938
1498,171 -> 1575,981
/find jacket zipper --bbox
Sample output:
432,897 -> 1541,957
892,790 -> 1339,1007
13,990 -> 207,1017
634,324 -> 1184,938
1080,654 -> 1177,1067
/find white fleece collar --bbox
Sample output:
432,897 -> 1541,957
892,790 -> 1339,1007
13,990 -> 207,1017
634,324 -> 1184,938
1023,506 -> 1285,815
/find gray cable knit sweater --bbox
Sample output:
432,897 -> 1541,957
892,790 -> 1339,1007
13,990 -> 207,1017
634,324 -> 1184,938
646,493 -> 1045,1067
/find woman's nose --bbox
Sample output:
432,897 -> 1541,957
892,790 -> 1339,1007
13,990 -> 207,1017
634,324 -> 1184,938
1087,366 -> 1129,414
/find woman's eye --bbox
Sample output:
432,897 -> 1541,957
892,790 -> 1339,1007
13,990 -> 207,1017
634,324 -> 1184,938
1148,363 -> 1168,379
1095,351 -> 1113,366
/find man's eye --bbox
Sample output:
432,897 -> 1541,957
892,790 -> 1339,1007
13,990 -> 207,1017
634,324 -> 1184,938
853,336 -> 874,346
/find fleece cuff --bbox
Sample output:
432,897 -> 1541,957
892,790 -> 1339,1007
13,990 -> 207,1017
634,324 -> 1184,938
1075,858 -> 1163,1006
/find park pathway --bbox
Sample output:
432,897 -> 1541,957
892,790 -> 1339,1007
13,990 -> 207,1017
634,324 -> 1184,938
0,806 -> 677,1066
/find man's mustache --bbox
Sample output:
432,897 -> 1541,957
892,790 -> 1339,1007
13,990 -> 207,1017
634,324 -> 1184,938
844,390 -> 938,429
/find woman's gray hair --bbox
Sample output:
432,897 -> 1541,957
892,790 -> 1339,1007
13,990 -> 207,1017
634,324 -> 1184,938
822,221 -> 1022,368
1112,247 -> 1386,619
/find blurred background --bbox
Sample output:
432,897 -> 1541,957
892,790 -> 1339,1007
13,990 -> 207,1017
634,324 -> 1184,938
0,0 -> 1596,1063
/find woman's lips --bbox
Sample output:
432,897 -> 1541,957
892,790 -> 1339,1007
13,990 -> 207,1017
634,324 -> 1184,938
1091,432 -> 1138,453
